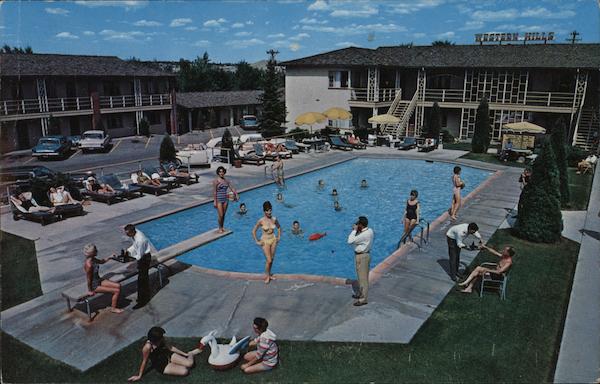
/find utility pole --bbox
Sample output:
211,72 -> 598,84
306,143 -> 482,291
266,49 -> 279,61
566,30 -> 581,44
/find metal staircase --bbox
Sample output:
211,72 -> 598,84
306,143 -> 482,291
381,69 -> 425,137
573,107 -> 599,151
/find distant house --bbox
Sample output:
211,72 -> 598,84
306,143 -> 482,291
176,90 -> 263,131
0,53 -> 176,151
282,43 -> 600,150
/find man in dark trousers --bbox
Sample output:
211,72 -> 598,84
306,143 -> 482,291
124,224 -> 155,309
446,222 -> 483,281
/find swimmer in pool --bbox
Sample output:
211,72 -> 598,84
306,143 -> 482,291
238,203 -> 247,215
360,179 -> 368,188
334,201 -> 343,211
291,220 -> 303,236
252,201 -> 281,284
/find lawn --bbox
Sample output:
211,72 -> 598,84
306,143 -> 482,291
443,142 -> 473,151
2,229 -> 579,383
566,167 -> 594,210
460,152 -> 528,168
0,231 -> 42,311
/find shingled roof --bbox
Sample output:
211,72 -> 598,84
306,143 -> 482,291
282,43 -> 600,69
177,90 -> 262,109
1,53 -> 175,77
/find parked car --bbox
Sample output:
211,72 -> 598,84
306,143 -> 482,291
31,136 -> 71,159
67,135 -> 81,148
176,143 -> 213,168
240,115 -> 259,130
79,130 -> 111,153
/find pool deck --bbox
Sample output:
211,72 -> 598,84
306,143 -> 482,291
1,146 -> 525,371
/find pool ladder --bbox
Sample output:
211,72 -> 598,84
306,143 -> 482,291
397,218 -> 430,250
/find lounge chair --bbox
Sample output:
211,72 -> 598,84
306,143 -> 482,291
238,151 -> 266,166
397,137 -> 417,150
159,162 -> 199,185
82,179 -> 124,205
329,135 -> 354,151
417,138 -> 437,152
284,140 -> 300,154
130,172 -> 170,196
10,194 -> 58,225
143,167 -> 179,189
253,144 -> 277,161
99,174 -> 143,199
345,136 -> 367,149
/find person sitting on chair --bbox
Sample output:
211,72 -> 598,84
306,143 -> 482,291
167,164 -> 197,181
136,170 -> 161,186
577,154 -> 597,174
87,177 -> 116,194
50,186 -> 84,206
458,245 -> 514,293
10,191 -> 54,213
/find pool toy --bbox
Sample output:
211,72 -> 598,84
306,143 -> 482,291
199,330 -> 245,370
309,232 -> 327,241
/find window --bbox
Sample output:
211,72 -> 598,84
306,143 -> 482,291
328,71 -> 349,88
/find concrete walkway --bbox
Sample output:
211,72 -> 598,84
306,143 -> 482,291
554,164 -> 600,384
1,147 -> 523,371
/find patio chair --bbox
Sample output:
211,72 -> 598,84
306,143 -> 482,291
81,179 -> 124,205
329,135 -> 354,151
143,167 -> 179,189
99,174 -> 143,199
284,139 -> 300,154
10,194 -> 58,225
237,151 -> 266,166
345,136 -> 367,149
417,138 -> 437,152
397,137 -> 417,150
254,144 -> 277,161
479,262 -> 510,300
130,172 -> 170,196
159,162 -> 198,185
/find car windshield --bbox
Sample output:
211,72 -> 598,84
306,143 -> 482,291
83,133 -> 103,140
39,138 -> 60,145
243,117 -> 257,123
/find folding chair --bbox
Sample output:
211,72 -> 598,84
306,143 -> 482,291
479,262 -> 510,300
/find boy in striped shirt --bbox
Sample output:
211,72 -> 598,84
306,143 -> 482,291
241,317 -> 278,373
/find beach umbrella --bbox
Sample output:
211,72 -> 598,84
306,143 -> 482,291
295,112 -> 327,134
322,107 -> 352,120
503,121 -> 546,134
368,114 -> 400,125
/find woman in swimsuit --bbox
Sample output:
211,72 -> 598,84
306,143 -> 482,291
213,166 -> 238,233
252,201 -> 281,284
400,190 -> 420,245
449,166 -> 464,221
458,245 -> 514,293
128,326 -> 198,381
83,243 -> 123,314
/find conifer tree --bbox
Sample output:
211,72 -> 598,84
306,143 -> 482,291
550,117 -> 570,206
159,134 -> 176,162
259,50 -> 286,138
471,98 -> 490,153
428,102 -> 442,143
515,138 -> 563,242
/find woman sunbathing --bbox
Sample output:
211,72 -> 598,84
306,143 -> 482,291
50,186 -> 84,206
458,245 -> 514,293
87,177 -> 116,194
11,191 -> 54,213
136,170 -> 161,186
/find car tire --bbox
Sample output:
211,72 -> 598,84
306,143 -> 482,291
175,158 -> 183,167
13,213 -> 20,221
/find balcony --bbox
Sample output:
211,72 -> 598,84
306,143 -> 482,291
423,89 -> 575,109
349,88 -> 400,103
0,93 -> 171,120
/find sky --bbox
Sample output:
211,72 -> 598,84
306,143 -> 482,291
1,0 -> 599,63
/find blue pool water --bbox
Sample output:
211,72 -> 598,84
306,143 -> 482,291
138,158 -> 492,278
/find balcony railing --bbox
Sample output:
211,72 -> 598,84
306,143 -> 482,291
1,93 -> 171,117
350,88 -> 400,102
423,89 -> 575,108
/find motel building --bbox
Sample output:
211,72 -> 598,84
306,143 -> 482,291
282,37 -> 600,151
0,53 -> 176,152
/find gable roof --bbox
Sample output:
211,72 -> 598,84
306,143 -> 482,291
177,90 -> 263,109
1,53 -> 175,77
281,44 -> 600,69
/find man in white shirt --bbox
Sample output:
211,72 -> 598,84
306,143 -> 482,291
446,222 -> 483,281
124,224 -> 155,309
347,216 -> 374,306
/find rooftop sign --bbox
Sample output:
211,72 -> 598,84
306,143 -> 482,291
475,32 -> 555,44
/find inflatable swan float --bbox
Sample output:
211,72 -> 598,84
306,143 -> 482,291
199,330 -> 250,370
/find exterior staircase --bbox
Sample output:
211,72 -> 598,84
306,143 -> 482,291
573,107 -> 599,151
381,69 -> 425,138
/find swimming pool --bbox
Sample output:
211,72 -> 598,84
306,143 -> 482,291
138,158 -> 492,278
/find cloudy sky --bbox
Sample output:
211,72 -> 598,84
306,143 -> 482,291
1,0 -> 598,63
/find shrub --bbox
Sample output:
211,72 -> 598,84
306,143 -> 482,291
514,138 -> 563,242
138,119 -> 150,137
550,118 -> 570,206
471,98 -> 490,153
354,126 -> 369,141
220,128 -> 235,163
159,135 -> 177,162
565,145 -> 588,167
441,129 -> 455,143
427,102 -> 442,141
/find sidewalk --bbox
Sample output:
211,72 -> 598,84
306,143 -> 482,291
554,164 -> 600,383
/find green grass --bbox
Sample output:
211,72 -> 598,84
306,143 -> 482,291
566,167 -> 594,210
0,231 -> 42,311
443,142 -> 473,151
2,229 -> 579,383
460,152 -> 528,168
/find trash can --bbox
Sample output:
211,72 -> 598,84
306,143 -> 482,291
233,159 -> 242,168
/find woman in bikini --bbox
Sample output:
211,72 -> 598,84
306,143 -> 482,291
399,189 -> 420,245
252,201 -> 281,284
128,326 -> 198,381
449,166 -> 464,221
83,243 -> 123,314
213,166 -> 238,233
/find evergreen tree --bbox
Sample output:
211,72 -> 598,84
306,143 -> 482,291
515,138 -> 563,242
471,98 -> 490,153
550,117 -> 570,206
159,134 -> 177,162
235,61 -> 264,90
221,128 -> 235,163
259,50 -> 286,138
431,40 -> 455,46
427,102 -> 442,142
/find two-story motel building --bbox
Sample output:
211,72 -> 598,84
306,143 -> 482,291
282,43 -> 600,150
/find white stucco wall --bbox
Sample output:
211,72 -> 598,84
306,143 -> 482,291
285,67 -> 351,132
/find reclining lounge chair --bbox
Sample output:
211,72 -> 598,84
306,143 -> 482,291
329,135 -> 354,151
417,138 -> 437,152
130,172 -> 171,196
82,179 -> 124,205
99,174 -> 143,199
10,194 -> 59,225
160,162 -> 199,185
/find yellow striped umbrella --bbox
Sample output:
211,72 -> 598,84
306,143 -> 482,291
368,114 -> 400,124
294,112 -> 327,126
322,107 -> 352,120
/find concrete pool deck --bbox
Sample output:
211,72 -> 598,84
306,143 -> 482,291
1,146 -> 524,371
